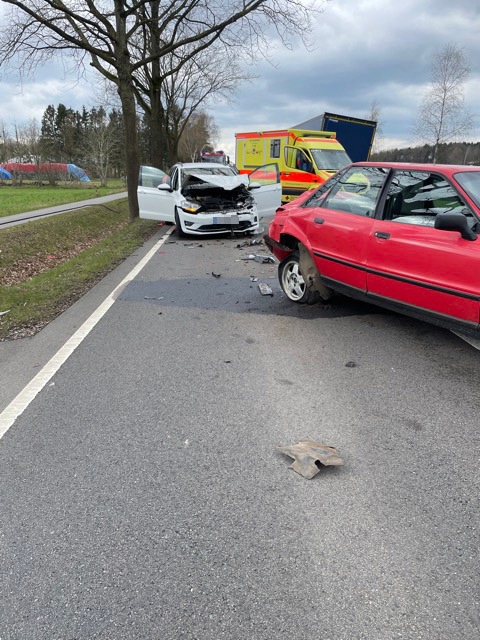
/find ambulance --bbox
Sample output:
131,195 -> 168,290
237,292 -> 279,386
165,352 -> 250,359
235,128 -> 352,203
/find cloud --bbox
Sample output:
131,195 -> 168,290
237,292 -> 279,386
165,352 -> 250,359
1,0 -> 479,161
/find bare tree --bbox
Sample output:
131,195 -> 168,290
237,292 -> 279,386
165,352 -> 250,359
178,111 -> 219,162
365,99 -> 384,154
83,108 -> 120,186
0,0 -> 328,220
136,42 -> 251,167
413,43 -> 474,163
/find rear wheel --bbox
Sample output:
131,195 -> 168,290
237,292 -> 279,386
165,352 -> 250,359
278,251 -> 321,304
174,208 -> 188,238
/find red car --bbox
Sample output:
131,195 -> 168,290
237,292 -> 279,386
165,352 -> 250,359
265,162 -> 480,341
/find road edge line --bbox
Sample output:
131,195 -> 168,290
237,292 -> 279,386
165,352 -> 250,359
0,228 -> 173,441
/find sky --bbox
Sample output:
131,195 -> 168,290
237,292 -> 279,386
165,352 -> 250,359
1,0 -> 480,161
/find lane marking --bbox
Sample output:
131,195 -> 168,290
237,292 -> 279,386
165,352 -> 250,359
0,228 -> 173,440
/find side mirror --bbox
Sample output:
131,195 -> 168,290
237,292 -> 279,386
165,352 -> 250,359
157,183 -> 172,192
434,212 -> 477,241
249,181 -> 261,189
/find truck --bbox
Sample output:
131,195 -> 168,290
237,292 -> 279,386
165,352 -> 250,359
295,112 -> 377,164
235,114 -> 376,203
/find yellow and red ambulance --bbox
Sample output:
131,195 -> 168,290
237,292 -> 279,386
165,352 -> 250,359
235,128 -> 352,203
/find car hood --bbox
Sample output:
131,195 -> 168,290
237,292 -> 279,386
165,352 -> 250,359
188,173 -> 249,191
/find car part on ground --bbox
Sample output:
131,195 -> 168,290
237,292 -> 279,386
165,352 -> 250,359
276,441 -> 344,479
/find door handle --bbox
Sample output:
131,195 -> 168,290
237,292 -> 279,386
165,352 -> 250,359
314,217 -> 325,224
374,231 -> 390,239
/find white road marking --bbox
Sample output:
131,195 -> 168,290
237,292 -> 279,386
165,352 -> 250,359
0,228 -> 173,440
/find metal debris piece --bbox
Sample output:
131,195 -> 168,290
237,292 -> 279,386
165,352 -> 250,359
254,254 -> 275,263
345,361 -> 357,368
276,441 -> 344,479
237,239 -> 262,248
250,276 -> 258,282
0,309 -> 11,317
212,272 -> 221,278
144,296 -> 164,300
258,282 -> 273,296
239,253 -> 275,263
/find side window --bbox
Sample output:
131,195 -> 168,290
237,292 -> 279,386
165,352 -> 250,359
321,166 -> 388,217
270,139 -> 281,159
384,171 -> 472,226
139,165 -> 168,188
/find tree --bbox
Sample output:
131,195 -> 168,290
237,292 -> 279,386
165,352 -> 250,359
83,107 -> 119,186
178,111 -> 219,162
365,99 -> 384,155
413,43 -> 474,163
0,0 -> 326,221
134,35 -> 252,168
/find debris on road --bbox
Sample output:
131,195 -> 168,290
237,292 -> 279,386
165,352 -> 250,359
237,239 -> 263,248
276,440 -> 344,479
258,282 -> 273,296
0,310 -> 10,317
236,253 -> 275,263
212,272 -> 222,278
345,361 -> 357,368
144,296 -> 164,300
250,276 -> 258,282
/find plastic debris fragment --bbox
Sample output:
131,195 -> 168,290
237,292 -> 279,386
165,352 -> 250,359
276,440 -> 344,479
258,282 -> 273,296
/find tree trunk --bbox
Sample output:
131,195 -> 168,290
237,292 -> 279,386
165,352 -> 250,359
117,81 -> 140,221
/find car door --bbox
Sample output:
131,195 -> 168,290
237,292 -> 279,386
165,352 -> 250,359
366,169 -> 480,330
303,165 -> 389,295
138,165 -> 176,222
248,163 -> 282,217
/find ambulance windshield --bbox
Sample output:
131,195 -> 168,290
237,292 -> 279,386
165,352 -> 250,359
311,148 -> 351,171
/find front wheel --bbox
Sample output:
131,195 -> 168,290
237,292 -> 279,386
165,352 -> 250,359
278,252 -> 321,304
174,208 -> 188,238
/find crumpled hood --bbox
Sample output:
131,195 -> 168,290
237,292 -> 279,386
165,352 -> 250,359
188,173 -> 249,191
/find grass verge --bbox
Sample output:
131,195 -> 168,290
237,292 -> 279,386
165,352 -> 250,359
0,181 -> 126,218
0,199 -> 159,340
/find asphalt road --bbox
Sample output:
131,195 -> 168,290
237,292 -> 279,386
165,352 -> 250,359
1,228 -> 479,639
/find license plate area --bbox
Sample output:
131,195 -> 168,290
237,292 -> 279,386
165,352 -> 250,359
212,215 -> 239,225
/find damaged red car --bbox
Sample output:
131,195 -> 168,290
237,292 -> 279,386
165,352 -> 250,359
264,162 -> 480,341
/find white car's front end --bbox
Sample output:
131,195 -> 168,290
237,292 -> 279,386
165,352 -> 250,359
176,171 -> 259,235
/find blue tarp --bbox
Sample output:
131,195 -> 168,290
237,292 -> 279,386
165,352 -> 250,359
0,166 -> 12,179
67,164 -> 90,182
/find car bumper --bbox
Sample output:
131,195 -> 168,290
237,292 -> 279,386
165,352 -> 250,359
180,210 -> 259,235
264,233 -> 292,262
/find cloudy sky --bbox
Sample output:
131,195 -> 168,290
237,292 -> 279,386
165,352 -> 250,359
1,0 -> 480,160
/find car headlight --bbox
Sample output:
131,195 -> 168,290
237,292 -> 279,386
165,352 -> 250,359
180,198 -> 201,214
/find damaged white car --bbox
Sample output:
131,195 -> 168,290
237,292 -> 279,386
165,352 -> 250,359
138,162 -> 282,237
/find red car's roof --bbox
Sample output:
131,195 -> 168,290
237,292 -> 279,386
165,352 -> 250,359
354,161 -> 480,174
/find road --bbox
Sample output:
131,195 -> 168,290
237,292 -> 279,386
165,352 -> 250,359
1,227 -> 479,639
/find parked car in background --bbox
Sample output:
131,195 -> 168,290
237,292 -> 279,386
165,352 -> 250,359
265,162 -> 480,342
138,162 -> 281,237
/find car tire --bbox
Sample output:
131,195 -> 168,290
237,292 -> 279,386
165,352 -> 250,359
174,208 -> 188,238
278,251 -> 321,304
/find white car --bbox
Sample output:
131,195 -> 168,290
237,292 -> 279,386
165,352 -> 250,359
138,162 -> 282,236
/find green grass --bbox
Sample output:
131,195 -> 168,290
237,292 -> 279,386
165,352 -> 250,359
0,180 -> 126,218
0,199 -> 159,340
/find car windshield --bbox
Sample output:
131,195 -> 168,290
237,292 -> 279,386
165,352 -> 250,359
310,148 -> 351,171
454,171 -> 480,209
182,166 -> 236,179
